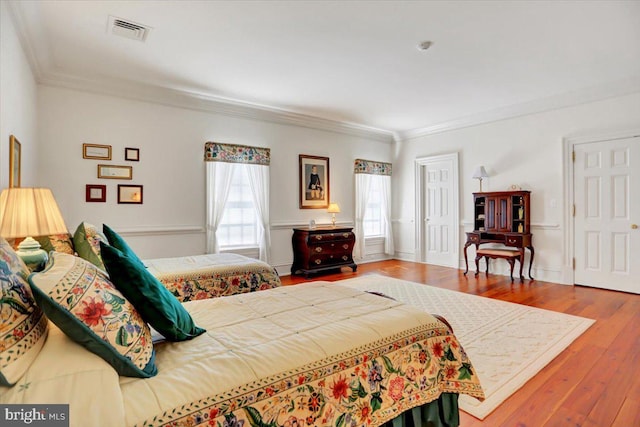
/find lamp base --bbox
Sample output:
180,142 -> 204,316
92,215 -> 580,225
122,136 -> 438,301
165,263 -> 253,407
331,214 -> 336,227
16,236 -> 48,272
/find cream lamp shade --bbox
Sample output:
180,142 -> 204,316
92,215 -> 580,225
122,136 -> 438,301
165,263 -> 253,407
327,202 -> 340,226
0,188 -> 68,271
472,166 -> 489,191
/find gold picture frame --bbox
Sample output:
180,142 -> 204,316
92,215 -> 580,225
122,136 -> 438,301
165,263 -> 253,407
9,135 -> 21,188
97,164 -> 132,180
299,154 -> 329,209
83,143 -> 112,160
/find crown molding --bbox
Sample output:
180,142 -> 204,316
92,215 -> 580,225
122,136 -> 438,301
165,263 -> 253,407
399,75 -> 640,141
38,70 -> 395,143
6,2 -> 394,143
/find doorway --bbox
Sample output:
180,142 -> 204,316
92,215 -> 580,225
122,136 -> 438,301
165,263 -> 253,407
415,153 -> 460,267
566,132 -> 639,294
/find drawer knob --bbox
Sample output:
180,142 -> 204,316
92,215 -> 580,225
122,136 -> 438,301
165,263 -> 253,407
315,247 -> 322,253
342,256 -> 348,261
315,235 -> 322,241
315,259 -> 322,265
343,244 -> 348,249
343,233 -> 349,238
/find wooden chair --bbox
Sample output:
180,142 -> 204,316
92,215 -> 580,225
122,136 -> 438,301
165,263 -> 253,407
475,248 -> 522,282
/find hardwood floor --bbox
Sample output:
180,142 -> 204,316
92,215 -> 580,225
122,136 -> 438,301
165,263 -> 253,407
280,260 -> 640,427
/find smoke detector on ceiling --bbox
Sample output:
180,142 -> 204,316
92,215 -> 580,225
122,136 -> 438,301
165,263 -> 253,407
107,16 -> 151,42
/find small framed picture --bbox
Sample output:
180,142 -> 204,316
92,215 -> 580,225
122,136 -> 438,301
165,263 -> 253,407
118,184 -> 143,204
98,164 -> 133,179
83,143 -> 112,160
9,135 -> 21,188
86,185 -> 106,202
125,147 -> 140,161
299,154 -> 329,209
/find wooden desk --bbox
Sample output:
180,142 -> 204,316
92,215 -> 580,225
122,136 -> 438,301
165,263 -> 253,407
463,231 -> 534,280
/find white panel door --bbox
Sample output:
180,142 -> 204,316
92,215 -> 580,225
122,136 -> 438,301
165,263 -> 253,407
574,136 -> 640,294
423,160 -> 454,266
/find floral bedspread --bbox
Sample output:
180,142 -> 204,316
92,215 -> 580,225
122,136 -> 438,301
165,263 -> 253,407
121,282 -> 484,427
144,253 -> 281,302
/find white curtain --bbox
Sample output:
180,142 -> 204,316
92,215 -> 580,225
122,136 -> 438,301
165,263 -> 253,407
354,173 -> 372,260
245,164 -> 271,262
380,175 -> 394,255
205,161 -> 235,254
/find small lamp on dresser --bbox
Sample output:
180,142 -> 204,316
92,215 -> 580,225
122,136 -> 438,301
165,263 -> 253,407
327,202 -> 341,227
472,166 -> 489,192
0,188 -> 68,271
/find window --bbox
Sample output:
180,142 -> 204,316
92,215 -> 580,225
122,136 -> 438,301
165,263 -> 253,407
217,167 -> 258,247
363,175 -> 385,237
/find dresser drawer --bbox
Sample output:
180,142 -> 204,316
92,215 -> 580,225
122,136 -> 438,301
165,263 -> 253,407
310,241 -> 352,253
505,235 -> 523,247
308,231 -> 352,242
309,253 -> 353,266
466,233 -> 481,243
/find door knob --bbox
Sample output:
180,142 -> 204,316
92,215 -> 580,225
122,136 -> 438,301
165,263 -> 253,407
632,224 -> 638,229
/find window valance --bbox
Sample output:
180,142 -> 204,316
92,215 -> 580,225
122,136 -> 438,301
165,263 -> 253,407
354,159 -> 392,176
204,142 -> 270,166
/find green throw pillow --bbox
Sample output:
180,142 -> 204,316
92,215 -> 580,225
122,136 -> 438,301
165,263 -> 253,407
102,224 -> 145,267
100,243 -> 206,341
73,222 -> 106,270
28,252 -> 157,378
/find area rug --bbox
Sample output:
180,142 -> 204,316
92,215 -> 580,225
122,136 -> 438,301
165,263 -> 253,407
337,274 -> 595,420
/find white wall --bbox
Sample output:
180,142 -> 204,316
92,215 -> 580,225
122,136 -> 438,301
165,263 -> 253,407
37,86 -> 392,273
392,92 -> 640,283
0,3 -> 38,189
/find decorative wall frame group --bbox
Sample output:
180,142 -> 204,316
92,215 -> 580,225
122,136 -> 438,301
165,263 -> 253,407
299,154 -> 329,209
9,135 -> 21,188
82,143 -> 142,203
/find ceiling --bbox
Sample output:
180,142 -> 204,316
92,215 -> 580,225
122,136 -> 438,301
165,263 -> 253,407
8,1 -> 640,140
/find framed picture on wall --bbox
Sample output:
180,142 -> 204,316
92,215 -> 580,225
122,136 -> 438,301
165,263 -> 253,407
9,135 -> 21,188
117,184 -> 143,204
86,184 -> 106,202
98,164 -> 132,179
299,154 -> 329,209
83,143 -> 112,160
125,147 -> 140,161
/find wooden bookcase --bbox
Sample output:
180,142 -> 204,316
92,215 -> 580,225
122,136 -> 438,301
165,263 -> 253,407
473,190 -> 530,234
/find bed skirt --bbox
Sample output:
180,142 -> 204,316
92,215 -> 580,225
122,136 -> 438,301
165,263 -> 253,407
383,393 -> 459,427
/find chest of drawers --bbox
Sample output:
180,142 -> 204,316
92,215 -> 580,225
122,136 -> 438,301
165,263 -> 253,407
291,227 -> 357,277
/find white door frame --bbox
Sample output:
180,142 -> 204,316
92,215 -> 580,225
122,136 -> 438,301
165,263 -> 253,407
562,128 -> 640,284
415,152 -> 460,267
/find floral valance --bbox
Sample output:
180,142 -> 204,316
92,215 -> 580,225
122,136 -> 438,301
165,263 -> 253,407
204,142 -> 270,165
354,158 -> 392,176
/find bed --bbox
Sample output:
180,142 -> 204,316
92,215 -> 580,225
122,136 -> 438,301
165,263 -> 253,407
144,253 -> 282,302
1,235 -> 484,427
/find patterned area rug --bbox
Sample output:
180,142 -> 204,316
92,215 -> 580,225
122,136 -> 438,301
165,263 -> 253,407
337,275 -> 595,420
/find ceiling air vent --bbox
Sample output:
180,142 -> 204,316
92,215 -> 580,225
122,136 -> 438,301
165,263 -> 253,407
107,16 -> 151,42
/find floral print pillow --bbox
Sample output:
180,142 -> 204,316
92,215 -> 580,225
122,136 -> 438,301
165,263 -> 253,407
28,252 -> 157,378
0,237 -> 49,386
72,222 -> 106,270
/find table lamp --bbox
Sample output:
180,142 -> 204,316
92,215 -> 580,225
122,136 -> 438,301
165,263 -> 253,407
472,166 -> 489,192
327,202 -> 340,227
0,188 -> 68,271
